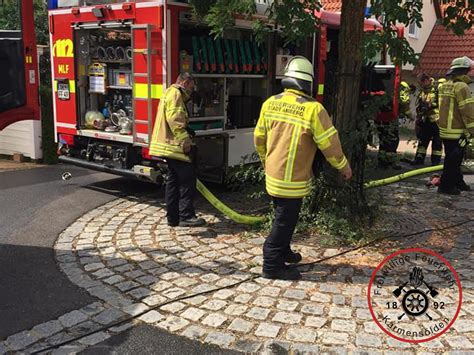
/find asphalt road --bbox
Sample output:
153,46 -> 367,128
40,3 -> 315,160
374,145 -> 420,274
0,164 -> 237,354
81,324 -> 239,355
0,165 -> 118,339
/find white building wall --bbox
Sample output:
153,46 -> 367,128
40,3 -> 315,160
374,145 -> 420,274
386,0 -> 438,73
403,0 -> 438,71
0,120 -> 43,160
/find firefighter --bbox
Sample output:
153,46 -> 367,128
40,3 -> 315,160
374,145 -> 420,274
399,81 -> 412,119
438,56 -> 474,195
437,77 -> 447,90
376,81 -> 412,170
254,56 -> 352,280
411,73 -> 443,165
149,73 -> 206,227
436,77 -> 446,117
376,115 -> 401,170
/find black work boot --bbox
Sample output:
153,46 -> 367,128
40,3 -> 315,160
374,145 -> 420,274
391,162 -> 402,170
456,182 -> 471,191
180,217 -> 206,227
262,265 -> 302,281
285,251 -> 302,264
410,158 -> 425,166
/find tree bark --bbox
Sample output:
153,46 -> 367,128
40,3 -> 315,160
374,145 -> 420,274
334,0 -> 366,133
334,0 -> 367,207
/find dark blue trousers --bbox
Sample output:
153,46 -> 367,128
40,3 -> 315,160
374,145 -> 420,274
263,197 -> 303,273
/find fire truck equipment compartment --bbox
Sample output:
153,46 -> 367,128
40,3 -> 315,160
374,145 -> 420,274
228,96 -> 261,129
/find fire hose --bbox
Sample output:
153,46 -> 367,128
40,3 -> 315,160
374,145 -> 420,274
45,165 -> 469,354
196,180 -> 266,225
33,216 -> 474,354
61,164 -> 451,225
196,164 -> 446,225
362,164 -> 443,189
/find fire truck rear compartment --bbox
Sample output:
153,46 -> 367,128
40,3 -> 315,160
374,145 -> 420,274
74,26 -> 133,137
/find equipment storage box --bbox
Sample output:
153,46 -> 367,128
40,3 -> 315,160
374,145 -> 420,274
180,51 -> 193,73
109,68 -> 132,87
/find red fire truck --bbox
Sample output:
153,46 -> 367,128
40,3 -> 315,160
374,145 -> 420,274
50,1 -> 399,183
0,0 -> 40,131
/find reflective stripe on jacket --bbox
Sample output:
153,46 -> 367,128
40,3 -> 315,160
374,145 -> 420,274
149,84 -> 191,162
438,75 -> 474,140
254,89 -> 348,198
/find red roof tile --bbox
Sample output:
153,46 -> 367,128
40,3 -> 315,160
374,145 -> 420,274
321,0 -> 342,13
414,24 -> 474,77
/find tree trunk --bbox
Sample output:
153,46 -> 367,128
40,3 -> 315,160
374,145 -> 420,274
335,0 -> 365,132
332,0 -> 367,210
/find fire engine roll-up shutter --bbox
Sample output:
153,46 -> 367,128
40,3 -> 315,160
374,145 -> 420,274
0,32 -> 26,113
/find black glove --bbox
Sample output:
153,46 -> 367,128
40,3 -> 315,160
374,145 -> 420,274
186,127 -> 196,138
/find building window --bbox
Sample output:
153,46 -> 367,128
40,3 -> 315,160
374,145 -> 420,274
408,21 -> 419,38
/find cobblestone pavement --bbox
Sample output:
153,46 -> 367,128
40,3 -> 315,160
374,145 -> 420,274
1,180 -> 473,354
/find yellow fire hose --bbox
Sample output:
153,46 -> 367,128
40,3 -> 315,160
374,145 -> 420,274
197,165 -> 445,225
363,164 -> 443,189
196,179 -> 266,225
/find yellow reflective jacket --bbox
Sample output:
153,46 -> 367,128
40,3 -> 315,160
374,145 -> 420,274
399,81 -> 411,116
254,89 -> 348,198
438,75 -> 474,140
416,79 -> 439,122
150,84 -> 192,162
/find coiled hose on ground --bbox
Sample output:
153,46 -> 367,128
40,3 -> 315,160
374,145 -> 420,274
197,165 -> 445,225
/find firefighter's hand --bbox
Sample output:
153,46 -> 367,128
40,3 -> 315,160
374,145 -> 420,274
182,139 -> 192,154
186,127 -> 196,138
340,165 -> 353,181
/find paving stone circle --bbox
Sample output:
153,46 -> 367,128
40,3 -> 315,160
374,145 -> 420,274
1,182 -> 474,354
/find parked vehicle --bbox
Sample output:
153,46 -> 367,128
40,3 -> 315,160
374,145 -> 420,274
48,1 -> 400,183
0,0 -> 40,131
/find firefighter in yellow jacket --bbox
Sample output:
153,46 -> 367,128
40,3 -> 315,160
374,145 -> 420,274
412,73 -> 443,165
438,56 -> 474,195
254,56 -> 352,280
376,81 -> 411,170
399,81 -> 412,118
150,73 -> 205,227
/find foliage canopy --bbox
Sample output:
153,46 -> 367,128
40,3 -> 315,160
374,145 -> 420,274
0,0 -> 48,45
190,0 -> 473,66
